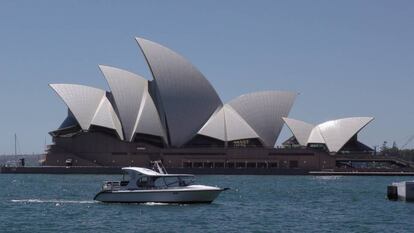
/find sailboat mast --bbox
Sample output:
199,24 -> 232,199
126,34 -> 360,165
14,133 -> 17,156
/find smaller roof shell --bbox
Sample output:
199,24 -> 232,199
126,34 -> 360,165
198,107 -> 226,141
228,91 -> 298,147
282,118 -> 314,146
198,105 -> 259,142
99,65 -> 166,142
317,117 -> 374,153
50,84 -> 124,140
225,105 -> 259,141
50,84 -> 105,130
91,97 -> 124,139
283,117 -> 374,153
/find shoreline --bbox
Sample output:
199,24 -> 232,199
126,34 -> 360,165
2,166 -> 414,176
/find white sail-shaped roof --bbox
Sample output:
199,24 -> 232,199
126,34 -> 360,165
50,84 -> 124,139
224,105 -> 259,141
198,107 -> 226,141
50,84 -> 103,130
99,65 -> 147,141
99,65 -> 165,142
317,117 -> 374,153
198,105 -> 259,142
91,97 -> 124,140
308,126 -> 325,144
284,117 -> 374,153
136,37 -> 223,147
134,91 -> 166,140
228,91 -> 297,147
283,118 -> 314,146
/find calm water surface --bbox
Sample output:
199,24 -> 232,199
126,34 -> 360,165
0,174 -> 413,233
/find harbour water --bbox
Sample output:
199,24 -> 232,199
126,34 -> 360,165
1,174 -> 413,233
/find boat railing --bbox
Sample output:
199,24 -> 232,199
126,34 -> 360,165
151,160 -> 168,174
102,181 -> 128,191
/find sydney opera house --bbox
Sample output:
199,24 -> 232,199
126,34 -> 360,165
45,37 -> 374,172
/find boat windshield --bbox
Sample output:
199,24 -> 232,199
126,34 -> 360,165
153,176 -> 194,188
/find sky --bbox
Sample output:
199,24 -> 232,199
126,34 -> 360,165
0,0 -> 413,154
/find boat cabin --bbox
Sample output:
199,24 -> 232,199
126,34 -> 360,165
102,167 -> 195,191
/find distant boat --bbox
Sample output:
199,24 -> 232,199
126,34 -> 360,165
94,164 -> 228,204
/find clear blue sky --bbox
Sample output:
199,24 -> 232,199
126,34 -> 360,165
0,0 -> 413,154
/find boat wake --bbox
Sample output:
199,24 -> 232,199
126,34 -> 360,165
313,176 -> 343,180
11,199 -> 185,206
11,199 -> 95,204
140,202 -> 185,206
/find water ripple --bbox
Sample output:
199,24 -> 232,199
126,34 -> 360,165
1,174 -> 414,233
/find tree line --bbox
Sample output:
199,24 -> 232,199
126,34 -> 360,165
380,141 -> 414,162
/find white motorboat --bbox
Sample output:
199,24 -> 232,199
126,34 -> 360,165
94,166 -> 228,204
388,181 -> 414,201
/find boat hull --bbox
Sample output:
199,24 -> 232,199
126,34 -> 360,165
94,188 -> 225,204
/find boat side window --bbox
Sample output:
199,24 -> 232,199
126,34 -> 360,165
163,177 -> 179,187
136,176 -> 150,188
151,176 -> 195,188
153,177 -> 166,188
121,173 -> 130,186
